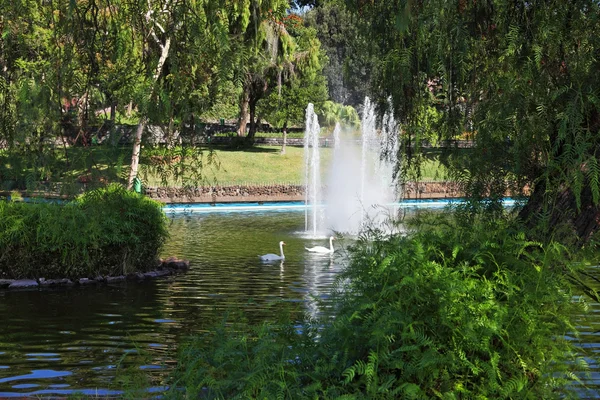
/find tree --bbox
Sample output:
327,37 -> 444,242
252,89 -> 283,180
346,0 -> 600,245
304,0 -> 373,107
231,1 -> 297,138
258,19 -> 328,153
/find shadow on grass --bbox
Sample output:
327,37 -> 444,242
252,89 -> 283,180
212,144 -> 281,153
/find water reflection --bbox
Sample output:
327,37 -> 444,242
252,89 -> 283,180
0,211 -> 344,396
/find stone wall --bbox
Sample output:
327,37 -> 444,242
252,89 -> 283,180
403,181 -> 463,199
145,184 -> 306,203
145,182 -> 465,203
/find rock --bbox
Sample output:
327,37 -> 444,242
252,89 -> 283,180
154,269 -> 172,277
106,276 -> 126,283
163,257 -> 187,270
164,259 -> 190,270
9,279 -> 39,289
0,279 -> 14,288
39,278 -> 72,287
126,272 -> 146,281
144,269 -> 172,279
78,278 -> 97,285
135,272 -> 146,280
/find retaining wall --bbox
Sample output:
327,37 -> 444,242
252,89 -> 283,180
144,181 -> 466,203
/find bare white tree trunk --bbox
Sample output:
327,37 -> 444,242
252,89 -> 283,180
127,33 -> 171,189
280,121 -> 288,155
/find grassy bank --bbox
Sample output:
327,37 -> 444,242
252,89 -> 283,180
0,142 -> 448,193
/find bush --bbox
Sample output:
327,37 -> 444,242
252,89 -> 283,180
0,184 -> 169,279
168,212 -> 590,399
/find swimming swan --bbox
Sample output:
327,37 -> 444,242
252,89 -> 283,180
305,236 -> 335,254
259,241 -> 286,261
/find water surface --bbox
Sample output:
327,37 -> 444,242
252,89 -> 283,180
1,209 -> 599,397
0,211 -> 344,397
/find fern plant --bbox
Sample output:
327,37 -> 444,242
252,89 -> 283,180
167,210 -> 593,399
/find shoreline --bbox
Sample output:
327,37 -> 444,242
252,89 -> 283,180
0,257 -> 190,290
1,181 -> 526,204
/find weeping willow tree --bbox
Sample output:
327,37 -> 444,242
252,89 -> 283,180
346,0 -> 600,245
0,0 -> 288,192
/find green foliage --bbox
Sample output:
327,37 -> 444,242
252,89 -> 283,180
139,145 -> 218,187
0,184 -> 168,279
257,20 -> 329,130
168,212 -> 589,399
305,0 -> 375,107
345,0 -> 600,242
320,100 -> 360,128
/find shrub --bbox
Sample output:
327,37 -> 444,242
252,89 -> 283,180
0,184 -> 168,279
168,212 -> 590,399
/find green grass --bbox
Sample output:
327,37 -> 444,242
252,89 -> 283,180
194,146 -> 331,186
1,143 -> 447,192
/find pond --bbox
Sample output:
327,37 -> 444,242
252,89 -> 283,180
0,210 -> 346,397
0,207 -> 599,397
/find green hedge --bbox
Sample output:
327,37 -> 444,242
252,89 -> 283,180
0,184 -> 169,279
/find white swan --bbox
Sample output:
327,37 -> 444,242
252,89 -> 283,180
259,241 -> 286,261
305,236 -> 335,254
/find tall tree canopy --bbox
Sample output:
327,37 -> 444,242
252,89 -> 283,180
347,0 -> 600,245
304,0 -> 372,107
2,0 -> 335,190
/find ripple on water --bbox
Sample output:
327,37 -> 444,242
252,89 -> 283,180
0,211 -> 346,394
0,369 -> 72,384
11,384 -> 39,389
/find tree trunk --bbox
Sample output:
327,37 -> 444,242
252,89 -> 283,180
110,101 -> 116,124
519,178 -> 600,245
280,121 -> 288,155
127,116 -> 147,189
247,98 -> 258,139
238,89 -> 249,137
127,36 -> 171,190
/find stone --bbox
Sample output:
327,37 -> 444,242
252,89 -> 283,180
144,269 -> 171,279
9,279 -> 39,289
78,278 -> 97,285
163,257 -> 183,269
126,272 -> 146,281
39,279 -> 71,287
167,260 -> 190,270
106,276 -> 126,283
134,272 -> 146,280
0,279 -> 14,288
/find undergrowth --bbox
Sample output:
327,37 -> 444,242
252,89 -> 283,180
168,211 -> 591,399
0,184 -> 169,279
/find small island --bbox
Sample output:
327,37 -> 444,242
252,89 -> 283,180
0,185 -> 189,289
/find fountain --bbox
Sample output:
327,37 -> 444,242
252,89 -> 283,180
303,98 -> 400,237
304,103 -> 323,237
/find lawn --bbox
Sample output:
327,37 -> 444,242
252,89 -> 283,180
1,143 -> 447,192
